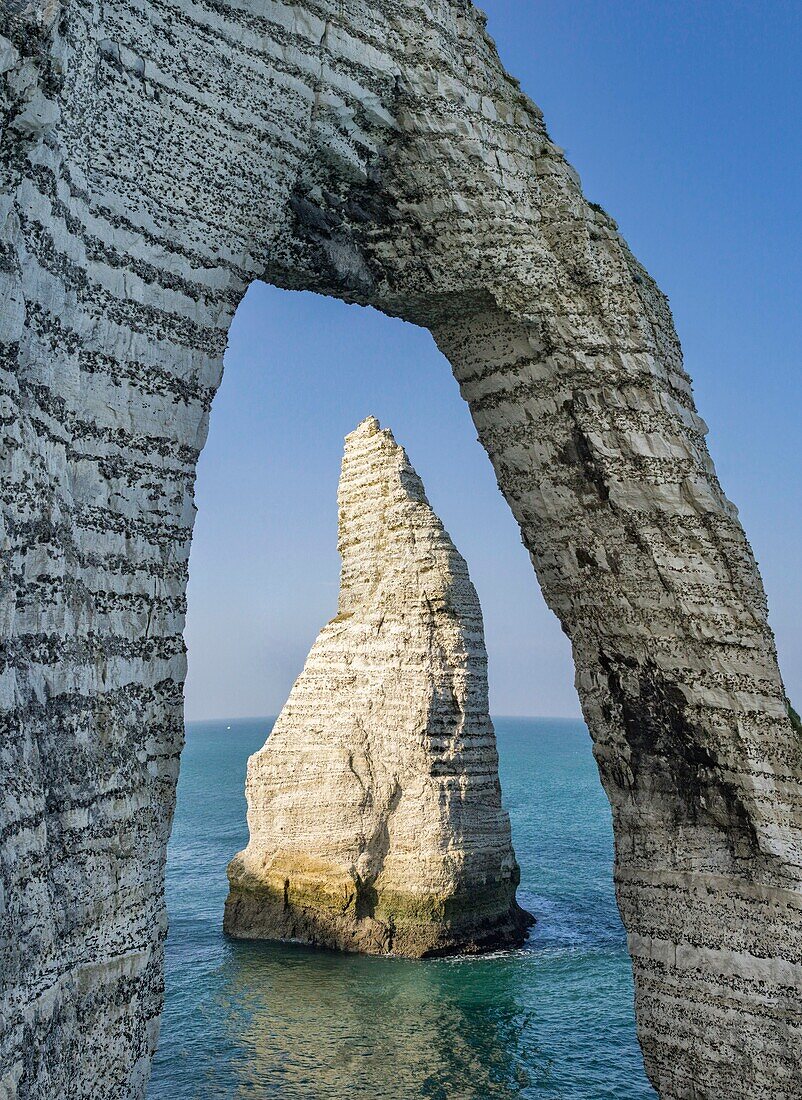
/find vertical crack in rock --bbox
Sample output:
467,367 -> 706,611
224,416 -> 533,957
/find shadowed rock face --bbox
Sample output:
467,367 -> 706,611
224,417 -> 532,956
1,0 -> 801,1096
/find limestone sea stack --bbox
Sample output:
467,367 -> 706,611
224,417 -> 532,956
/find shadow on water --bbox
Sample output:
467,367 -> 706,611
149,718 -> 655,1099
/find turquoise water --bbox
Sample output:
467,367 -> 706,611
149,718 -> 655,1099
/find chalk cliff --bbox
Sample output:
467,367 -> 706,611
2,0 -> 801,1096
225,417 -> 531,956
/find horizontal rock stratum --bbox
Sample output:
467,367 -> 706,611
2,0 -> 801,1095
225,417 -> 532,956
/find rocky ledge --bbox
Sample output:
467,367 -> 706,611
224,416 -> 532,956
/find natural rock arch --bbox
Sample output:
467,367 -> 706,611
0,2 -> 799,1098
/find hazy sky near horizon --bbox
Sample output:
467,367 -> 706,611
184,0 -> 801,722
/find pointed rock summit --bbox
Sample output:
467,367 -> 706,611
224,417 -> 532,956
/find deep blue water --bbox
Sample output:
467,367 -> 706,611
149,717 -> 655,1099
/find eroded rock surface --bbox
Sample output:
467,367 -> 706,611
225,417 -> 531,956
1,1 -> 800,1096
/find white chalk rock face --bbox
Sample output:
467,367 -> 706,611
225,417 -> 532,956
4,0 -> 801,1092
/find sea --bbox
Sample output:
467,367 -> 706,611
149,717 -> 656,1099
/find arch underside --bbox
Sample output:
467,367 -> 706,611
0,2 -> 800,1097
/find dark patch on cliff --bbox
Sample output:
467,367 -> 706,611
599,651 -> 759,858
559,398 -> 610,504
282,162 -> 402,301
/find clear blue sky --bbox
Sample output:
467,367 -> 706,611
184,0 -> 801,721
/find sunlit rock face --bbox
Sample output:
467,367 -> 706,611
225,417 -> 532,956
2,0 -> 801,1095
